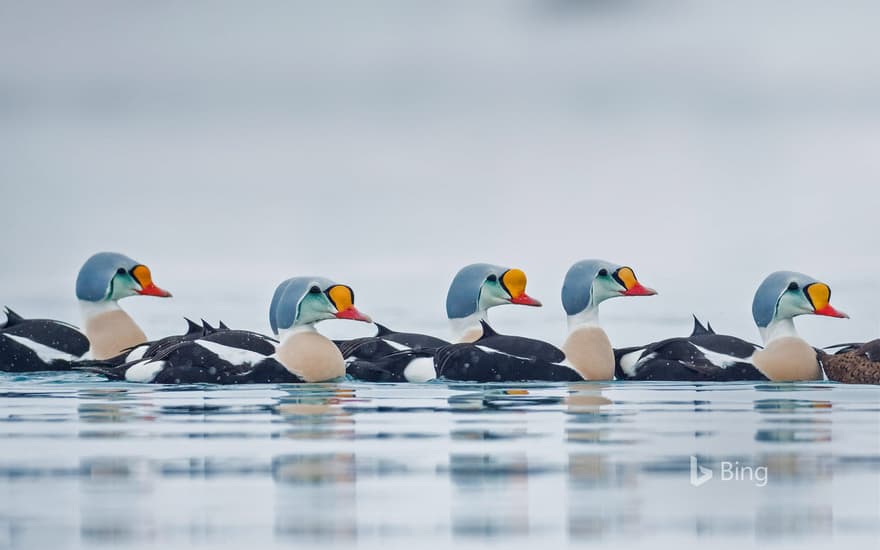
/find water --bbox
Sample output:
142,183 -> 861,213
1,374 -> 878,549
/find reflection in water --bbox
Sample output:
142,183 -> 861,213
277,388 -> 356,441
755,398 -> 833,413
566,389 -> 637,445
274,454 -> 357,541
755,429 -> 832,443
755,505 -> 833,539
567,457 -> 640,539
0,379 -> 877,548
565,391 -> 613,413
754,398 -> 834,443
448,454 -> 532,538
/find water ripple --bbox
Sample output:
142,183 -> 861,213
0,378 -> 877,549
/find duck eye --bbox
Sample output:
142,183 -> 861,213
116,267 -> 127,275
788,282 -> 799,291
309,285 -> 322,294
598,268 -> 608,277
486,274 -> 497,283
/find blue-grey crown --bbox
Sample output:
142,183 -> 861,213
561,259 -> 621,315
269,276 -> 336,334
751,270 -> 819,328
445,263 -> 508,319
75,252 -> 140,302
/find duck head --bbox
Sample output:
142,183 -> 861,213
562,259 -> 656,328
75,252 -> 172,359
752,271 -> 847,343
269,277 -> 371,382
445,263 -> 541,341
270,277 -> 371,337
75,252 -> 172,305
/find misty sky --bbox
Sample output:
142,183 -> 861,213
1,1 -> 878,346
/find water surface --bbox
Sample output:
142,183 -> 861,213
1,374 -> 878,549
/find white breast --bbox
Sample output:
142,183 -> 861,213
692,345 -> 755,369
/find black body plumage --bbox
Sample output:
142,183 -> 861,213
79,329 -> 294,384
339,323 -> 449,382
613,316 -> 768,381
0,307 -> 89,372
434,322 -> 583,382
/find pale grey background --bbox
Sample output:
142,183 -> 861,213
1,0 -> 877,347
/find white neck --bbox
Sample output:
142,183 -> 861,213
79,299 -> 122,320
759,317 -> 799,345
449,311 -> 488,342
277,323 -> 318,344
567,305 -> 601,331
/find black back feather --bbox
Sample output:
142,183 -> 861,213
3,307 -> 25,326
472,320 -> 565,364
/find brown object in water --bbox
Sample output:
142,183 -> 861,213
818,340 -> 880,385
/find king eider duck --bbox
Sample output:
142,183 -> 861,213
77,251 -> 173,360
86,277 -> 372,384
818,341 -> 880,385
615,271 -> 848,381
341,263 -> 542,383
0,251 -> 171,372
434,260 -> 657,382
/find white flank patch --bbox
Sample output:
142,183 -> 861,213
125,345 -> 148,362
383,339 -> 410,351
403,357 -> 436,383
619,349 -> 647,377
2,333 -> 79,363
196,340 -> 267,366
474,344 -> 582,377
475,345 -> 539,362
692,345 -> 754,369
125,360 -> 166,383
475,345 -> 514,356
51,319 -> 82,332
